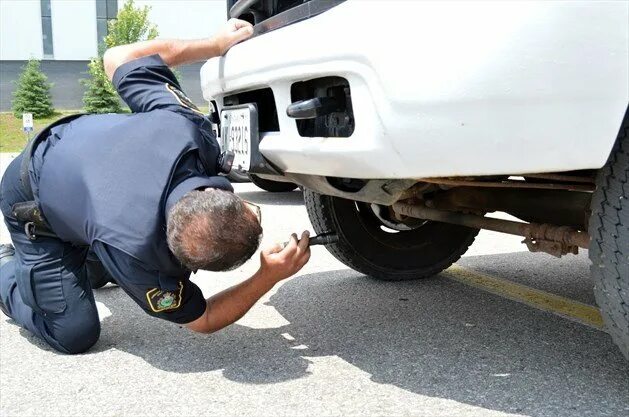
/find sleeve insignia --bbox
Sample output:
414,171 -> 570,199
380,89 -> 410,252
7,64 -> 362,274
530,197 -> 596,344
146,282 -> 183,312
165,83 -> 203,114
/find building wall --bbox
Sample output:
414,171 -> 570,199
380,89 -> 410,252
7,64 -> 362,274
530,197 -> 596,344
0,60 -> 206,111
51,0 -> 99,60
131,0 -> 226,40
1,0 -> 227,61
0,1 -> 44,60
1,0 -> 227,109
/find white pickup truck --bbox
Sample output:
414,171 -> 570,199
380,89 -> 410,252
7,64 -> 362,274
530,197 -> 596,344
201,0 -> 629,359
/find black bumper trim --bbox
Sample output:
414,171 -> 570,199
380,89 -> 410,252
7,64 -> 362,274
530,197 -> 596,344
250,0 -> 346,38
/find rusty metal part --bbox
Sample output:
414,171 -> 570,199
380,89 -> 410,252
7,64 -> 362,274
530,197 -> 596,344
398,183 -> 433,200
523,237 -> 579,258
392,203 -> 590,249
425,187 -> 592,230
522,173 -> 595,184
416,177 -> 595,192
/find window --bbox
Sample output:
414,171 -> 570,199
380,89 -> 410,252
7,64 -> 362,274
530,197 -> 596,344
40,0 -> 53,58
96,0 -> 118,48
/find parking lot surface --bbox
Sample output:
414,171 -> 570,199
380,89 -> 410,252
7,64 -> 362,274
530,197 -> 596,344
0,153 -> 627,416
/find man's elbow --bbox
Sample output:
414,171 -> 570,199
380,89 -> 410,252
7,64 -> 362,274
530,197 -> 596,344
103,47 -> 125,82
184,310 -> 220,334
103,48 -> 115,81
188,325 -> 216,335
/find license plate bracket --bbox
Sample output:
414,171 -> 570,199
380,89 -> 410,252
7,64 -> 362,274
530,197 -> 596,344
220,104 -> 259,173
219,103 -> 281,176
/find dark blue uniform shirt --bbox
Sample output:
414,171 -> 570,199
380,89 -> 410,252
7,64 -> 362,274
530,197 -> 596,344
30,55 -> 233,324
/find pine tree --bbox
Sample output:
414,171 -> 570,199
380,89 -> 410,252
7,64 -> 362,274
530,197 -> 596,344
82,58 -> 122,114
82,0 -> 158,114
12,59 -> 55,118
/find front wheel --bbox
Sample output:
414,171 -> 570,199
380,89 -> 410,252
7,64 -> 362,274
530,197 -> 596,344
304,190 -> 479,281
589,110 -> 629,360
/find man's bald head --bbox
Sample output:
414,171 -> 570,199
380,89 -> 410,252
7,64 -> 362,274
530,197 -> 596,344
166,189 -> 262,271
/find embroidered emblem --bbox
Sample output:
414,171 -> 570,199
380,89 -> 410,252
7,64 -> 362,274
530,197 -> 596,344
165,83 -> 203,114
146,282 -> 183,312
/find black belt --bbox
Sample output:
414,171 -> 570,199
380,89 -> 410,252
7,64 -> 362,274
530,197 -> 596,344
12,113 -> 84,240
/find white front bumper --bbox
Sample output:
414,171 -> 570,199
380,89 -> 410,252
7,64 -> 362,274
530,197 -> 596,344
201,0 -> 628,179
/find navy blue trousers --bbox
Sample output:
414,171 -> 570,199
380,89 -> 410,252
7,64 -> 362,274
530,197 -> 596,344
0,153 -> 101,354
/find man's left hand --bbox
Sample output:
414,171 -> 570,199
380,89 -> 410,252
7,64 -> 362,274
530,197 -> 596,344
212,18 -> 254,56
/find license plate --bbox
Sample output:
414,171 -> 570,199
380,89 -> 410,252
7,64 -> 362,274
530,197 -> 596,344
220,106 -> 255,172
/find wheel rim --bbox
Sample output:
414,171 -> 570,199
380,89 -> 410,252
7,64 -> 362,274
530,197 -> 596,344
329,196 -> 478,272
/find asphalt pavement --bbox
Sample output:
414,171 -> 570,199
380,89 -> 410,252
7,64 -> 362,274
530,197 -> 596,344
0,152 -> 627,416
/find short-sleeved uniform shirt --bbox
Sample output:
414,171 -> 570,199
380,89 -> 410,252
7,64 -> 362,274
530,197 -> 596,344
34,55 -> 233,324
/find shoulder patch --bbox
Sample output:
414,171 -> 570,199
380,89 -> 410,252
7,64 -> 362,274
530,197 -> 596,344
146,282 -> 183,313
165,83 -> 204,114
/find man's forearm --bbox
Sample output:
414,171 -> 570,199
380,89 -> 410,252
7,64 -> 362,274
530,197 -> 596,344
185,232 -> 311,334
104,18 -> 253,81
103,38 -> 221,81
186,270 -> 276,334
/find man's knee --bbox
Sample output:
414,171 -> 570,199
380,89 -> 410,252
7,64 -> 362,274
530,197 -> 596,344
54,314 -> 101,355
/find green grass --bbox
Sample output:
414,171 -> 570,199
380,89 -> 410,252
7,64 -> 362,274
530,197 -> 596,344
0,111 -> 79,153
0,105 -> 211,153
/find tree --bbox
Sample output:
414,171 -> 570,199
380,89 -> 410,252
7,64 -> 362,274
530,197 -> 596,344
12,59 -> 55,118
82,58 -> 123,114
103,0 -> 158,49
82,0 -> 159,113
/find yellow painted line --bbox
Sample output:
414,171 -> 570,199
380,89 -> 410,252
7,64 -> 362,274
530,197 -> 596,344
445,264 -> 605,330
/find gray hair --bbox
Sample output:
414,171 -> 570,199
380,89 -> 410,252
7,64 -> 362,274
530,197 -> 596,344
166,189 -> 262,271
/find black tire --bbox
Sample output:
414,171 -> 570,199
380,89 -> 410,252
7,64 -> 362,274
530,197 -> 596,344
589,111 -> 629,360
250,174 -> 298,192
304,190 -> 479,281
227,168 -> 251,183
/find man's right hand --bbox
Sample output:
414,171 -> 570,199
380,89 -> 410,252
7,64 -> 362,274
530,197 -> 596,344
186,231 -> 311,334
258,231 -> 311,284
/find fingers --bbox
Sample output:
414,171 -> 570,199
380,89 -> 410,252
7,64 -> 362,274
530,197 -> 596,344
227,18 -> 254,39
268,232 -> 311,258
283,231 -> 310,259
299,250 -> 311,268
294,231 -> 311,270
282,233 -> 298,254
259,232 -> 311,283
219,18 -> 254,55
262,243 -> 283,256
228,18 -> 253,30
297,230 -> 310,251
297,242 -> 311,267
232,26 -> 254,43
233,28 -> 253,43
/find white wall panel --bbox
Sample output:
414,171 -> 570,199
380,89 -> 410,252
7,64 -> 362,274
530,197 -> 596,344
51,0 -> 98,60
1,0 -> 226,61
127,0 -> 226,40
0,0 -> 43,60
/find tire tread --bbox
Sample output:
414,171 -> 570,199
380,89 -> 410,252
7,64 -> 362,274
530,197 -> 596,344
589,112 -> 629,359
304,190 -> 477,281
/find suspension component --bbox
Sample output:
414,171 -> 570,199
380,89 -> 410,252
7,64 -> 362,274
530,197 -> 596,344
392,202 -> 589,257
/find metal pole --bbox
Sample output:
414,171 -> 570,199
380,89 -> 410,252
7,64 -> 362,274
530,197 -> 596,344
392,203 -> 590,249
